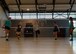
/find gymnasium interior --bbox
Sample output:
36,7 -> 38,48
0,0 -> 76,54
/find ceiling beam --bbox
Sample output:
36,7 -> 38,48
0,1 -> 8,18
8,3 -> 76,5
35,0 -> 38,19
18,0 -> 23,18
9,10 -> 76,13
68,0 -> 75,16
53,0 -> 55,11
69,0 -> 75,11
69,0 -> 72,4
35,0 -> 38,13
15,0 -> 20,12
19,0 -> 21,5
15,0 -> 23,18
52,0 -> 55,18
0,0 -> 9,12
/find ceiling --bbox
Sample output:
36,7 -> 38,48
0,0 -> 76,13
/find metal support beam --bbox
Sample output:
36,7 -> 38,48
0,1 -> 8,18
67,12 -> 69,18
69,0 -> 75,11
69,0 -> 72,4
19,0 -> 21,5
21,10 -> 23,19
35,0 -> 38,19
9,10 -> 76,13
0,0 -> 9,12
68,0 -> 75,17
8,3 -> 76,5
53,0 -> 55,11
15,0 -> 20,12
15,0 -> 22,18
52,0 -> 55,19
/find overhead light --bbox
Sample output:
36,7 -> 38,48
26,8 -> 30,11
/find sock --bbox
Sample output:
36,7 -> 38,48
7,33 -> 9,36
6,33 -> 9,39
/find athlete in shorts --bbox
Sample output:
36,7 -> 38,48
4,17 -> 11,41
69,17 -> 74,41
53,22 -> 59,40
16,25 -> 22,40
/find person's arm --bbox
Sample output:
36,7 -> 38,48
72,22 -> 75,30
2,20 -> 6,28
57,24 -> 60,32
21,26 -> 22,32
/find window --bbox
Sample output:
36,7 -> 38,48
69,15 -> 76,18
38,13 -> 45,19
54,13 -> 67,19
23,13 -> 30,19
15,13 -> 21,19
45,13 -> 52,19
73,21 -> 76,27
9,12 -> 76,19
69,12 -> 76,18
9,13 -> 15,19
23,13 -> 36,19
38,13 -> 52,19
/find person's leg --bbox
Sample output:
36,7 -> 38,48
17,32 -> 20,40
36,31 -> 38,38
55,32 -> 57,40
70,29 -> 73,41
5,29 -> 10,41
70,32 -> 73,41
18,34 -> 20,40
53,32 -> 57,40
18,32 -> 21,40
5,29 -> 7,37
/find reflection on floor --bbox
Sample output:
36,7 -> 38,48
0,37 -> 76,54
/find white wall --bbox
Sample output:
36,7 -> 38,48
0,6 -> 7,37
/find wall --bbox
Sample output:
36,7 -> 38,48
0,6 -> 7,37
11,19 -> 69,37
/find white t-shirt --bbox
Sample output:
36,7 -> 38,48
34,24 -> 39,31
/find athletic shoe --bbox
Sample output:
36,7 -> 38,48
6,39 -> 8,41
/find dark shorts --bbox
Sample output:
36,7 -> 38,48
53,28 -> 58,32
5,26 -> 10,30
16,31 -> 21,36
69,28 -> 73,34
16,29 -> 21,32
36,30 -> 40,34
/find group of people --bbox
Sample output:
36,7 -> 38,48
2,17 -> 22,41
2,17 -> 75,41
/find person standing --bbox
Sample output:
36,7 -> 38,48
3,17 -> 11,41
16,24 -> 22,40
35,24 -> 40,38
69,17 -> 74,41
34,22 -> 40,38
53,21 -> 59,40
